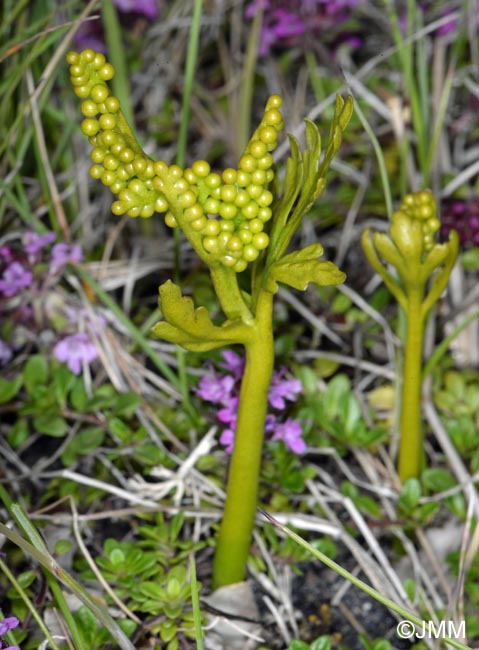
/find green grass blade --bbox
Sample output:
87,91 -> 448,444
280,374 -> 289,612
352,97 -> 393,218
260,509 -> 472,650
0,558 -> 60,650
177,0 -> 203,168
0,520 -> 136,650
190,554 -> 204,650
102,0 -> 135,129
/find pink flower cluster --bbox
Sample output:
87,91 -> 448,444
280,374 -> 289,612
75,0 -> 159,53
0,231 -> 99,374
441,198 -> 479,248
245,0 -> 362,57
0,615 -> 20,649
197,351 -> 306,454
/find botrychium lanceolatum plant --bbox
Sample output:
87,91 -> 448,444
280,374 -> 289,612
362,191 -> 459,483
67,47 -> 352,588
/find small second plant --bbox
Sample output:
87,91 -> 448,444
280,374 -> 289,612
67,48 -> 352,588
362,191 -> 458,482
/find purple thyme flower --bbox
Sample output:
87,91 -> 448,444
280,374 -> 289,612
53,333 -> 98,375
268,374 -> 302,409
0,246 -> 12,263
49,243 -> 83,273
219,350 -> 244,379
0,339 -> 13,366
196,373 -> 235,405
219,428 -> 235,454
0,262 -> 33,297
272,418 -> 306,453
0,615 -> 20,649
75,0 -> 159,51
23,231 -> 56,256
197,350 -> 305,454
0,617 -> 19,636
441,198 -> 479,247
271,9 -> 306,39
246,0 -> 363,56
217,397 -> 238,427
264,413 -> 278,432
114,0 -> 158,19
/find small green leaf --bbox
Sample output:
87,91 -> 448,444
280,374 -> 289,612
444,371 -> 466,399
7,418 -> 29,448
23,355 -> 49,394
61,427 -> 104,466
166,577 -> 181,599
372,639 -> 391,650
108,417 -> 134,442
152,280 -> 249,351
310,537 -> 337,560
265,244 -> 345,293
33,413 -> 67,437
355,495 -> 381,518
398,478 -> 421,512
160,620 -> 178,643
0,375 -> 23,404
445,492 -> 466,519
140,581 -> 165,600
55,539 -> 73,555
341,481 -> 358,498
344,394 -> 362,435
134,443 -> 165,466
75,606 -> 98,645
311,636 -> 332,650
421,468 -> 456,492
16,570 -> 37,589
338,95 -> 354,130
113,391 -> 142,416
110,548 -> 125,566
332,292 -> 352,314
465,385 -> 479,413
289,642 -> 310,650
70,379 -> 89,412
52,365 -> 76,407
88,384 -> 117,410
461,247 -> 479,270
417,501 -> 439,521
403,578 -> 417,600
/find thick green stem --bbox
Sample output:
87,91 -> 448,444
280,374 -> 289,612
212,291 -> 274,588
209,265 -> 253,323
398,288 -> 425,481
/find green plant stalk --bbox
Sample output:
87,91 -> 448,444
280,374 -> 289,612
67,50 -> 352,588
212,291 -> 274,588
209,264 -> 252,322
398,288 -> 425,481
362,191 -> 458,481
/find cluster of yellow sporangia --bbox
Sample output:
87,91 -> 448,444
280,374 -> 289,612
67,48 -> 284,272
